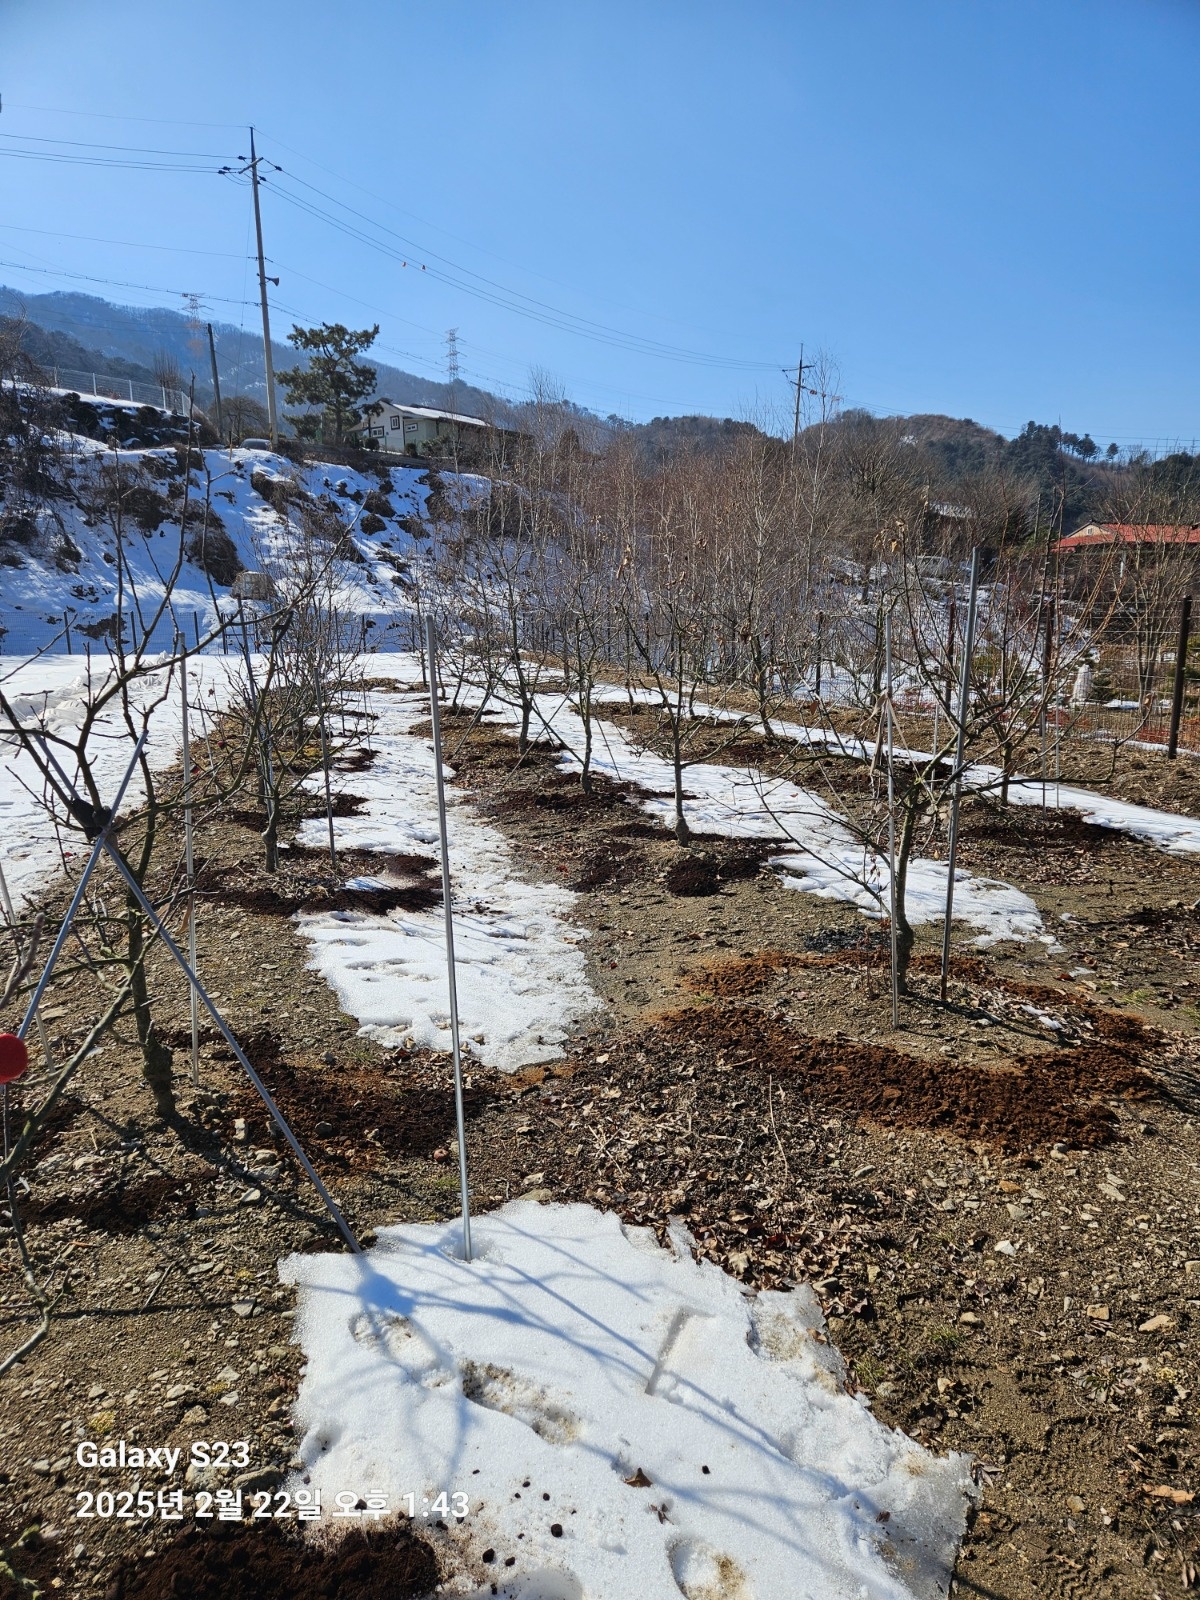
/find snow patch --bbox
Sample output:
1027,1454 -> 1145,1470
280,1200 -> 973,1599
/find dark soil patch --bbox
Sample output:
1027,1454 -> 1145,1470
334,746 -> 379,773
20,1171 -> 201,1234
570,838 -> 642,892
108,1518 -> 438,1599
207,849 -> 441,918
803,925 -> 891,957
224,1029 -> 489,1164
643,1001 -> 1156,1149
963,803 -> 1125,851
663,844 -> 771,897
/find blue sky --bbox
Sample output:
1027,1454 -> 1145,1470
0,0 -> 1197,444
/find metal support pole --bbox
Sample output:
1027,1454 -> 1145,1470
180,649 -> 200,1086
1167,595 -> 1192,760
26,732 -> 360,1252
206,323 -> 224,443
315,674 -> 338,876
425,616 -> 472,1262
19,735 -> 148,1037
103,845 -> 361,1253
885,614 -> 899,1028
939,548 -> 982,1002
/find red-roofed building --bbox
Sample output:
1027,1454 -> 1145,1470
1057,522 -> 1200,551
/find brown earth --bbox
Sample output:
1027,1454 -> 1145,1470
3,682 -> 1200,1598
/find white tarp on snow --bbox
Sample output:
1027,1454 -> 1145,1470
281,1200 -> 973,1600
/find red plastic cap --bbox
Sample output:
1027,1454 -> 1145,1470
0,1033 -> 29,1084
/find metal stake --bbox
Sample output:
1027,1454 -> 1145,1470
939,548 -> 982,1002
316,674 -> 338,876
28,733 -> 362,1254
425,616 -> 472,1262
885,613 -> 899,1028
19,734 -> 148,1037
102,845 -> 361,1254
180,646 -> 200,1086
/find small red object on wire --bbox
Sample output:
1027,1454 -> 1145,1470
0,1033 -> 29,1084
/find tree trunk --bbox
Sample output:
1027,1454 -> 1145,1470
263,793 -> 280,873
893,791 -> 926,993
672,721 -> 690,844
126,896 -> 174,1118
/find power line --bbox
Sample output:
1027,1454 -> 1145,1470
2,100 -> 242,129
0,257 -> 250,306
0,222 -> 247,259
0,146 -> 221,173
255,124 -> 772,356
0,130 -> 232,159
266,171 -> 776,371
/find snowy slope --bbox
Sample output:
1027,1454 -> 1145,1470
0,426 -> 482,657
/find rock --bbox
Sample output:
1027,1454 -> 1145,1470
998,1180 -> 1023,1194
30,1460 -> 51,1475
1085,1304 -> 1110,1322
517,1187 -> 554,1202
218,1391 -> 241,1407
1005,1203 -> 1029,1222
1139,1314 -> 1174,1333
874,1381 -> 898,1399
959,1312 -> 982,1326
233,1119 -> 247,1143
994,1240 -> 1018,1256
1066,1494 -> 1086,1513
240,1188 -> 262,1205
315,1121 -> 333,1137
1185,1261 -> 1200,1277
181,1406 -> 208,1426
87,1384 -> 106,1400
234,1466 -> 283,1493
165,1384 -> 192,1401
232,1300 -> 257,1319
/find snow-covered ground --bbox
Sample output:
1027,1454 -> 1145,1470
282,1200 -> 973,1600
0,651 -> 244,910
0,436 -> 481,657
293,671 -> 599,1070
478,687 -> 1046,947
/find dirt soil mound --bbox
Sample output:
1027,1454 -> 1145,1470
646,1001 -> 1156,1149
208,849 -> 441,918
106,1519 -> 438,1599
221,1029 -> 489,1165
663,843 -> 771,897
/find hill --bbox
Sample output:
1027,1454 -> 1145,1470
0,287 -> 507,425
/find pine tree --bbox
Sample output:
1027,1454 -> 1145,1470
277,323 -> 379,444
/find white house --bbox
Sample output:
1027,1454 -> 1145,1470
355,400 -> 492,456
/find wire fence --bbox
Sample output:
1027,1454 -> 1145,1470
46,366 -> 193,416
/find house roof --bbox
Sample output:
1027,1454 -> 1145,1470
1058,522 -> 1200,551
359,401 -> 491,430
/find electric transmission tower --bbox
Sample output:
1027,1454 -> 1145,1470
445,328 -> 460,410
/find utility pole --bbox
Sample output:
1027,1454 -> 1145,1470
785,345 -> 806,457
248,127 -> 279,449
206,323 -> 224,443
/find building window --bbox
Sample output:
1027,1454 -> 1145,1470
404,421 -> 418,434
389,415 -> 402,429
371,426 -> 384,437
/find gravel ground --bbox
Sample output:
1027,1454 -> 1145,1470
2,697 -> 1200,1599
